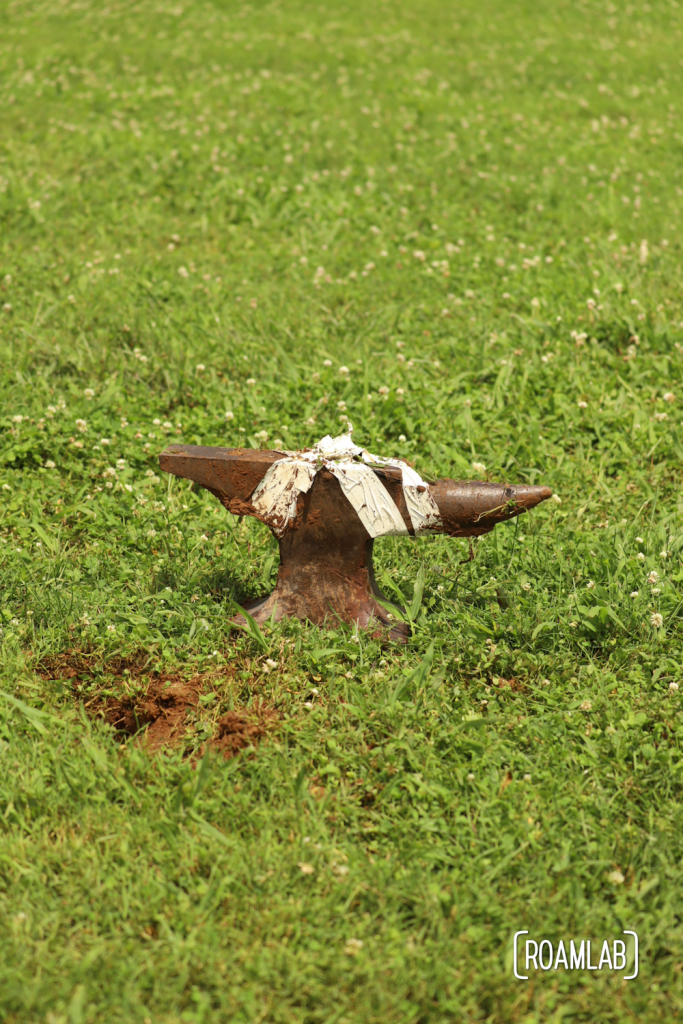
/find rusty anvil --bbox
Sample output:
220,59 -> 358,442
159,443 -> 551,640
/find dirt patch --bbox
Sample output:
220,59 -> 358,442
494,676 -> 526,694
38,649 -> 153,681
38,650 -> 279,755
211,703 -> 278,758
101,676 -> 203,751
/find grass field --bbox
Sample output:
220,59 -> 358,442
2,0 -> 683,1020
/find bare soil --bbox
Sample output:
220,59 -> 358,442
38,650 -> 278,755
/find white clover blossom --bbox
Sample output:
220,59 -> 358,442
344,938 -> 363,955
472,461 -> 486,474
75,419 -> 87,432
651,612 -> 664,629
44,460 -> 56,470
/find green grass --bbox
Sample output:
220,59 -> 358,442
2,0 -> 683,1020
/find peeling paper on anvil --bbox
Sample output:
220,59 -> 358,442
250,432 -> 440,538
330,462 -> 408,538
250,458 -> 317,533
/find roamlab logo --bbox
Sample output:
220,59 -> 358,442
512,930 -> 639,980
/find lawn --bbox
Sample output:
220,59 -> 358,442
1,0 -> 683,1020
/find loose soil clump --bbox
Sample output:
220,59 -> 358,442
103,676 -> 203,751
211,705 -> 278,758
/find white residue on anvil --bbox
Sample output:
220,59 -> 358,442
250,428 -> 440,538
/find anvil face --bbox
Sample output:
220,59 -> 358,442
159,441 -> 551,639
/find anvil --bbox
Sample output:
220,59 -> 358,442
159,438 -> 551,639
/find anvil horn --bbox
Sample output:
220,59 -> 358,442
430,479 -> 553,536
